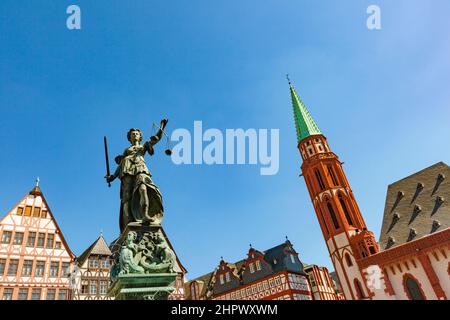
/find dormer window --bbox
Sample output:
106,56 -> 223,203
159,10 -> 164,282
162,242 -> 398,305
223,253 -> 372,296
255,260 -> 261,271
225,272 -> 231,283
249,263 -> 255,274
219,274 -> 224,285
290,254 -> 296,264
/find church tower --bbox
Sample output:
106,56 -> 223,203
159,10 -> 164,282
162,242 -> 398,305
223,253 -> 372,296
289,79 -> 379,300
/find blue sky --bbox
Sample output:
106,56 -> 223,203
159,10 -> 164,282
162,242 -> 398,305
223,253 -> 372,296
1,1 -> 449,279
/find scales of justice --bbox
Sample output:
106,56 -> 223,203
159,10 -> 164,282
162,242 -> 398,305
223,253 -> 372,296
103,119 -> 183,300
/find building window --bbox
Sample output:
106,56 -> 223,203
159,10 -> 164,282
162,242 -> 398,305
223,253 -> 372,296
1,231 -> 12,244
55,242 -> 62,249
81,280 -> 89,294
24,206 -> 32,216
46,234 -> 54,249
37,233 -> 46,247
18,288 -> 29,300
219,274 -> 224,285
290,254 -> 296,264
404,275 -> 426,300
35,261 -> 45,277
345,253 -> 353,267
7,259 -> 19,276
90,281 -> 98,295
190,282 -> 199,300
31,288 -> 42,300
101,258 -> 110,269
327,166 -> 339,186
2,288 -> 14,300
225,272 -> 231,282
315,170 -> 325,190
32,207 -> 41,217
40,210 -> 48,218
327,202 -> 340,229
26,232 -> 36,247
61,262 -> 70,276
249,263 -> 255,274
46,289 -> 56,300
255,260 -> 261,271
13,232 -> 24,245
354,279 -> 365,299
309,275 -> 316,287
49,262 -> 60,277
16,207 -> 24,215
89,257 -> 98,269
100,281 -> 108,295
22,260 -> 34,276
338,195 -> 354,226
58,289 -> 68,300
0,259 -> 6,275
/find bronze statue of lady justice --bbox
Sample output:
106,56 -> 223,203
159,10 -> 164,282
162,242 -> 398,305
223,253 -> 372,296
104,119 -> 169,233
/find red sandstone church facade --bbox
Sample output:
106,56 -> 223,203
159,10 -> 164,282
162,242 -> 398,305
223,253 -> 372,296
289,79 -> 449,300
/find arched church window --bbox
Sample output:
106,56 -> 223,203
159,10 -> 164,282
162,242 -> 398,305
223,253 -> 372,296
327,166 -> 339,186
345,253 -> 353,267
327,202 -> 340,229
404,275 -> 426,300
354,279 -> 365,299
315,170 -> 325,190
338,195 -> 354,226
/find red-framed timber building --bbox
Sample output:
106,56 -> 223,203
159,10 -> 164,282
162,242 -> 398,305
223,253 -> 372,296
0,184 -> 75,300
288,79 -> 449,300
185,239 -> 341,300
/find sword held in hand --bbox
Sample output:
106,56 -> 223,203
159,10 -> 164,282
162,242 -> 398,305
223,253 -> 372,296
104,136 -> 111,187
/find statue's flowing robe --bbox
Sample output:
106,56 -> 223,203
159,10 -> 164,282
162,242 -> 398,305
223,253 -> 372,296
116,142 -> 164,232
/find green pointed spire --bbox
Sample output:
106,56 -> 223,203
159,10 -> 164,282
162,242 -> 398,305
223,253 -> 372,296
288,79 -> 322,142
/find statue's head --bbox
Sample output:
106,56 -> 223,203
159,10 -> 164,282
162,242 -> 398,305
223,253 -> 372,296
127,128 -> 143,144
126,231 -> 137,243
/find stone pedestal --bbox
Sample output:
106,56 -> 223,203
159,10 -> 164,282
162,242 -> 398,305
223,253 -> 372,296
108,223 -> 179,300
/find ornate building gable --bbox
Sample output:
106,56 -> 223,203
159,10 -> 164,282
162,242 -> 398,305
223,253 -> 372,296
211,259 -> 241,295
241,247 -> 273,284
0,186 -> 75,260
71,235 -> 113,300
0,184 -> 75,300
379,162 -> 449,250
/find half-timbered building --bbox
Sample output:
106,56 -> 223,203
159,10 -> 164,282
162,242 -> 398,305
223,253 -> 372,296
185,240 -> 314,300
0,184 -> 75,300
70,234 -> 113,300
304,264 -> 343,300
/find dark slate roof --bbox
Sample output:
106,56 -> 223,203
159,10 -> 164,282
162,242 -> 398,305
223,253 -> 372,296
263,241 -> 305,274
76,235 -> 112,266
379,162 -> 450,251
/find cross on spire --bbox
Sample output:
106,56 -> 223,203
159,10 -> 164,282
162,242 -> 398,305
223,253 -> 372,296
35,177 -> 40,187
